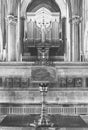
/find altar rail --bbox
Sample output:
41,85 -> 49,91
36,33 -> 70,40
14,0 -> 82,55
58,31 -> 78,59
0,106 -> 88,115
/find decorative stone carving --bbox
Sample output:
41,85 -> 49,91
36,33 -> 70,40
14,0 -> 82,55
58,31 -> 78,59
5,77 -> 13,88
13,77 -> 21,88
59,77 -> 66,88
31,67 -> 56,82
7,15 -> 17,25
70,15 -> 82,25
67,77 -> 74,87
75,78 -> 82,87
21,78 -> 29,88
0,76 -> 84,88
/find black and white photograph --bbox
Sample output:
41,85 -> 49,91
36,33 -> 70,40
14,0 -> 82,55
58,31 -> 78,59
0,0 -> 88,130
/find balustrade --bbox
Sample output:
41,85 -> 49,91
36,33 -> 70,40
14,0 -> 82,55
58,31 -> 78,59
0,106 -> 88,115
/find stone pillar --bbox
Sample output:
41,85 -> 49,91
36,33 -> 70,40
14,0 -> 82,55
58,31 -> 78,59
80,0 -> 84,61
7,15 -> 16,61
62,17 -> 66,61
16,0 -> 22,61
79,20 -> 82,61
71,0 -> 82,62
69,18 -> 72,62
0,0 -> 7,61
0,27 -> 3,61
0,0 -> 3,61
20,17 -> 24,54
71,16 -> 80,62
83,0 -> 88,61
7,0 -> 17,61
66,4 -> 71,62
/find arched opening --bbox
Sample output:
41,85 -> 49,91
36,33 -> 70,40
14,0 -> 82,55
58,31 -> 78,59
21,0 -> 67,17
21,0 -> 72,63
26,0 -> 60,12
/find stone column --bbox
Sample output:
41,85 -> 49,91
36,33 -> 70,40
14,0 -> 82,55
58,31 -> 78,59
79,21 -> 82,61
83,0 -> 88,61
71,15 -> 80,62
0,0 -> 8,61
66,5 -> 71,62
16,0 -> 22,61
20,17 -> 24,54
71,0 -> 81,62
62,17 -> 66,61
7,0 -> 17,61
0,0 -> 3,60
7,15 -> 16,61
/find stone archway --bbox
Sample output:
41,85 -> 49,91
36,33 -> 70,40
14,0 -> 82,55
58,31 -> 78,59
21,0 -> 72,61
21,0 -> 67,17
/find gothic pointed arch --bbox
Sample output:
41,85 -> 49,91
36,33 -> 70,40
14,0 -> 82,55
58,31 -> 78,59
26,0 -> 60,13
21,0 -> 72,61
21,0 -> 67,17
